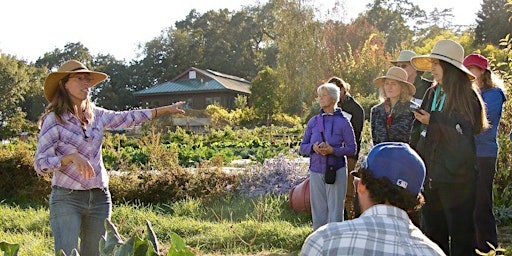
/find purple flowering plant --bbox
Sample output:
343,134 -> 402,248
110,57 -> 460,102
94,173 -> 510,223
237,151 -> 309,197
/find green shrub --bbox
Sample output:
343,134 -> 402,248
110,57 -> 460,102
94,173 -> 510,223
0,141 -> 50,204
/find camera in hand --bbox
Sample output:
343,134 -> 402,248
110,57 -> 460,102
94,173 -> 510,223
409,101 -> 421,112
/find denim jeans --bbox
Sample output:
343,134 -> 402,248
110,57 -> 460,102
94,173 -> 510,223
50,186 -> 112,256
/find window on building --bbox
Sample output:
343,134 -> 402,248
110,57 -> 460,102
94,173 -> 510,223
205,97 -> 221,106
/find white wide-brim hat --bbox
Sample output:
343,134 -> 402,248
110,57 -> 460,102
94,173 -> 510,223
410,39 -> 475,80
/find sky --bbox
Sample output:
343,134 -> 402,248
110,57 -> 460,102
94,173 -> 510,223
0,0 -> 482,63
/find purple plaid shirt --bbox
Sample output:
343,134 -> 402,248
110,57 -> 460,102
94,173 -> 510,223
34,106 -> 152,190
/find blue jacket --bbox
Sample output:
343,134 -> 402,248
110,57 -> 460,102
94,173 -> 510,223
476,87 -> 506,157
300,108 -> 357,174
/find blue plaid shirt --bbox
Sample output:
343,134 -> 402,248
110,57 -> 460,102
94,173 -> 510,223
300,204 -> 445,256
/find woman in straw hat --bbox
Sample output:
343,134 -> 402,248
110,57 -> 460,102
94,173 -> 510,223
409,39 -> 488,256
370,66 -> 417,145
463,53 -> 506,253
34,60 -> 186,256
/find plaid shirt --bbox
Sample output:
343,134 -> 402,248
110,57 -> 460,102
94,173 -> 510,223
300,205 -> 445,256
34,106 -> 152,190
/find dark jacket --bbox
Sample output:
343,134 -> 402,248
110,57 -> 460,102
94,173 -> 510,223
410,85 -> 481,184
370,100 -> 415,145
413,75 -> 433,101
339,94 -> 364,159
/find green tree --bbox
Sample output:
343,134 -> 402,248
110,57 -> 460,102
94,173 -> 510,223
35,42 -> 93,71
269,0 -> 325,116
363,0 -> 426,51
250,66 -> 283,120
92,54 -> 137,110
475,0 -> 512,46
0,56 -> 40,139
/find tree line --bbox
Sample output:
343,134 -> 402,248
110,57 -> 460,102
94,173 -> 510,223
0,0 -> 511,140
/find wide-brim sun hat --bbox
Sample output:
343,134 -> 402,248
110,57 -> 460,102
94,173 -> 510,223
463,53 -> 490,71
410,39 -> 476,80
373,66 -> 416,95
43,60 -> 108,102
390,50 -> 417,64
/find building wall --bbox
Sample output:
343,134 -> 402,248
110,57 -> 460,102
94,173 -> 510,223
137,91 -> 248,110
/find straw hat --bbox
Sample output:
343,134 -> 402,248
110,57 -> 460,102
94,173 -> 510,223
374,66 -> 416,95
43,60 -> 107,102
410,39 -> 475,80
390,50 -> 416,64
463,53 -> 490,71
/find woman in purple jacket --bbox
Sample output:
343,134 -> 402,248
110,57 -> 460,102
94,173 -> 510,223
463,53 -> 507,253
300,82 -> 357,230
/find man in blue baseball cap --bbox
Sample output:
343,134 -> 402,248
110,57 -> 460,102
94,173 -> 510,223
300,142 -> 445,256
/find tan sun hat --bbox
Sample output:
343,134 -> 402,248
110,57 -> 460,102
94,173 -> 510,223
374,66 -> 416,95
390,50 -> 417,64
43,60 -> 108,102
410,39 -> 475,80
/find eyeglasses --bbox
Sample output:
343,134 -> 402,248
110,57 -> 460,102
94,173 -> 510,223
69,75 -> 93,83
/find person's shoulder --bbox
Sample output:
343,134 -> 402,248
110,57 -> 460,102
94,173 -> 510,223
370,102 -> 384,112
321,217 -> 369,234
306,114 -> 320,125
487,87 -> 506,97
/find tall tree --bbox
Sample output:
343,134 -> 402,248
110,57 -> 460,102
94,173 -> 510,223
35,42 -> 93,71
363,0 -> 426,51
92,54 -> 137,110
475,0 -> 512,46
0,56 -> 41,138
250,66 -> 283,119
268,0 -> 326,116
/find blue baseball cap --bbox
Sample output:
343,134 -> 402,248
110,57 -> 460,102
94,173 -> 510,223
352,142 -> 426,194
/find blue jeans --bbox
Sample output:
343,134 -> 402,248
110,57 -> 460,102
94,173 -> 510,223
50,186 -> 112,256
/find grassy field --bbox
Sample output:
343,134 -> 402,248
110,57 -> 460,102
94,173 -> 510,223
1,194 -> 511,255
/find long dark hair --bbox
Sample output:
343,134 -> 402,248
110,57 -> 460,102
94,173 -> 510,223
439,61 -> 488,133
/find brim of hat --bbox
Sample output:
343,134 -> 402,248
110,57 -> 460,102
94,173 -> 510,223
411,55 -> 476,80
43,71 -> 108,102
389,59 -> 410,64
373,77 -> 416,96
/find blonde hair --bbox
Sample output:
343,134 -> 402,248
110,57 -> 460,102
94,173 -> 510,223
377,79 -> 413,103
